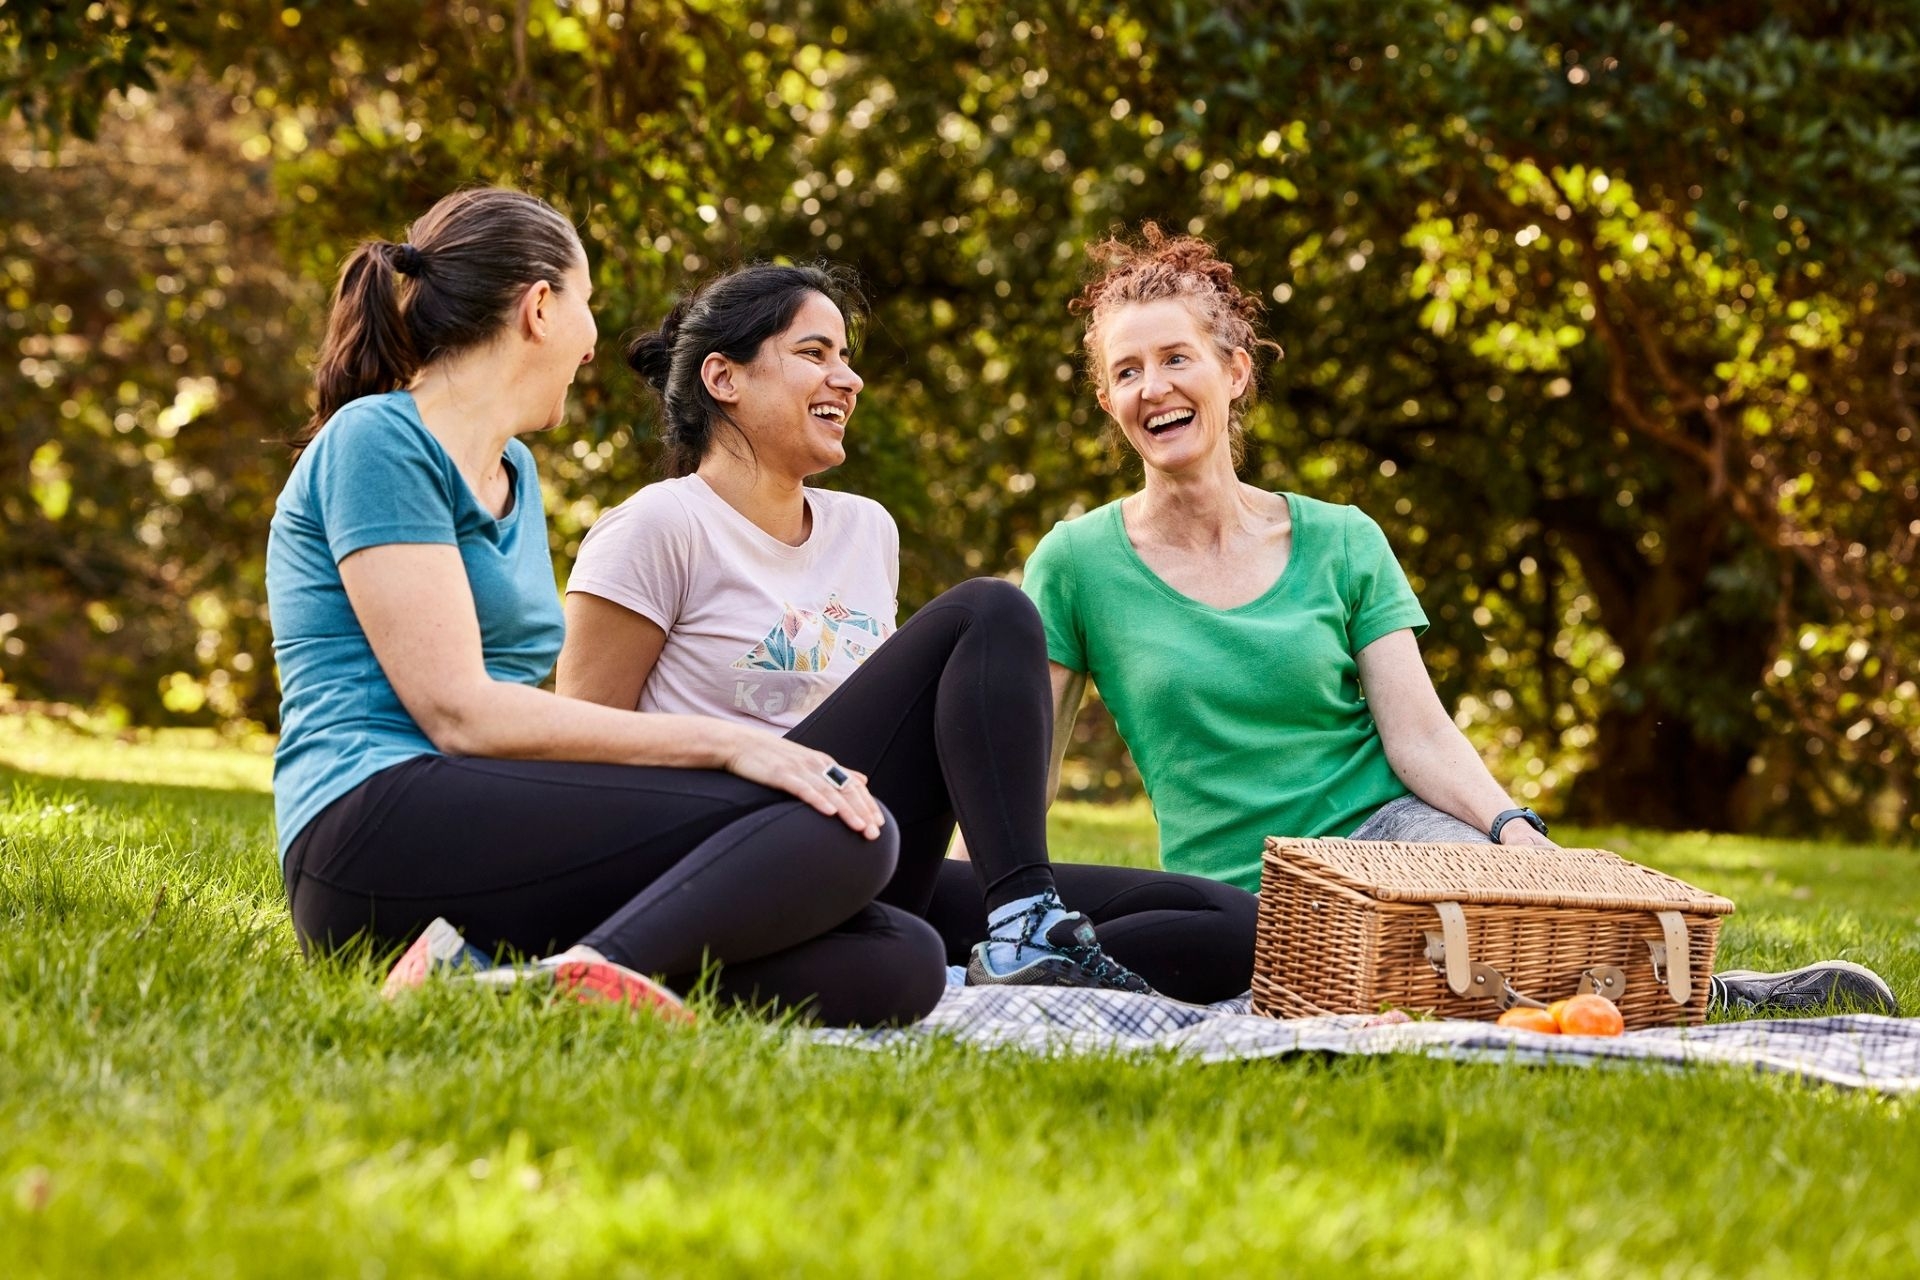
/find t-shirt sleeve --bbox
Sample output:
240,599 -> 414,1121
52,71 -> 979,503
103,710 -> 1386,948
883,508 -> 901,604
565,487 -> 693,633
842,492 -> 901,625
306,411 -> 459,562
1021,522 -> 1089,673
1343,507 -> 1429,653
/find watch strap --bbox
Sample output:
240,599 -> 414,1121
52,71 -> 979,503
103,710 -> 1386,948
1489,807 -> 1547,842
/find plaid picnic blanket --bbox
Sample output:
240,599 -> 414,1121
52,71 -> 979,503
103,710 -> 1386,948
815,985 -> 1920,1094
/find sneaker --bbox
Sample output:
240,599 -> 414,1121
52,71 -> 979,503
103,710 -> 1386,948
530,946 -> 694,1025
383,923 -> 692,1024
1708,960 -> 1899,1016
966,910 -> 1156,995
381,917 -> 496,999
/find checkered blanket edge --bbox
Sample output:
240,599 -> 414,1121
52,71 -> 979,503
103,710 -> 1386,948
811,985 -> 1920,1094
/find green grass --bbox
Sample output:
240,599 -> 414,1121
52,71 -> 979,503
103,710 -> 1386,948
3,715 -> 1918,1278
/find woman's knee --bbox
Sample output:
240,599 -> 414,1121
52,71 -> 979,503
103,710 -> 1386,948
940,576 -> 1037,620
936,576 -> 1043,641
807,800 -> 903,901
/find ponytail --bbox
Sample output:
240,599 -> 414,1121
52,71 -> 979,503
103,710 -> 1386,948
294,188 -> 584,450
300,241 -> 419,446
623,295 -> 696,475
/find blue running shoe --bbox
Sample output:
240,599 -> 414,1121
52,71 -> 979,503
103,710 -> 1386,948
967,908 -> 1155,995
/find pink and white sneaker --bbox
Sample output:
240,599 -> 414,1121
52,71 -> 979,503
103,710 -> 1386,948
381,917 -> 493,999
537,946 -> 694,1024
382,921 -> 692,1024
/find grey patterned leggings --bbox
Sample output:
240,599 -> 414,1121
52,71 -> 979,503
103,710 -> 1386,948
1347,793 -> 1492,843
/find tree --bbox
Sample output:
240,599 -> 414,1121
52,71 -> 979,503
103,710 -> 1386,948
757,0 -> 1919,835
3,0 -> 1914,836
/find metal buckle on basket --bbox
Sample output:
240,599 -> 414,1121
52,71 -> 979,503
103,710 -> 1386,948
1469,962 -> 1548,1011
1578,966 -> 1628,1002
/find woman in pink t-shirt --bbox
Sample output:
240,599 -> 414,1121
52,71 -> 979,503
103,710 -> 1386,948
559,263 -> 1258,1005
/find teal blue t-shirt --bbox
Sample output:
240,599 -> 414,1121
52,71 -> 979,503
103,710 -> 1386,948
1022,493 -> 1428,891
265,391 -> 564,860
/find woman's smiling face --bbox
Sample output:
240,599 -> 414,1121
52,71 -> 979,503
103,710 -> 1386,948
1095,297 -> 1251,477
727,290 -> 863,480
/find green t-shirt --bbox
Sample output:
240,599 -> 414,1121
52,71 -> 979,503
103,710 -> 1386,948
1022,493 -> 1428,892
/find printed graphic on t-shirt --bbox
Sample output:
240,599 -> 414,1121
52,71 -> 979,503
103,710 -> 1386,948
732,594 -> 891,673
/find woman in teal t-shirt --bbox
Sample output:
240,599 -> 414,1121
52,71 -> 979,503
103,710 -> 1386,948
1021,223 -> 1898,1017
270,188 -> 938,1027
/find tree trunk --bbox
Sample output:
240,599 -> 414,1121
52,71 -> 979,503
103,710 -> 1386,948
1573,702 -> 1757,830
1546,487 -> 1774,831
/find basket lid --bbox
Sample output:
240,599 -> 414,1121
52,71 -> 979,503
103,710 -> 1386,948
1263,838 -> 1735,915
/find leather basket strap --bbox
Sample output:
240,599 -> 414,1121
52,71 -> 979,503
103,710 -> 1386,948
1655,910 -> 1692,1005
1433,901 -> 1471,995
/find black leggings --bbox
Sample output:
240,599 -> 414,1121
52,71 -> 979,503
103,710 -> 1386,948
284,579 -> 1255,1024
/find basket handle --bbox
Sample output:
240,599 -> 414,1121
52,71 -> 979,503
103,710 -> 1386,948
1646,910 -> 1693,1005
1424,902 -> 1628,1009
1430,901 -> 1472,994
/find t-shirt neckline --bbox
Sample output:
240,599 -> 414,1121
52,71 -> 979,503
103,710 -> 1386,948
684,473 -> 822,560
396,390 -> 522,527
1109,490 -> 1299,616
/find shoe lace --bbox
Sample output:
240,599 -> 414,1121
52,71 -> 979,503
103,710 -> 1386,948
1043,916 -> 1143,989
993,896 -> 1058,956
991,897 -> 1143,988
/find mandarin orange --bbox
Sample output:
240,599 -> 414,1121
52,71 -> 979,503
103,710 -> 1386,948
1555,993 -> 1626,1036
1496,1006 -> 1561,1034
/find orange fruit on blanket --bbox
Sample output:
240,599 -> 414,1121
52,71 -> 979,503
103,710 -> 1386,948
1547,998 -> 1572,1025
1496,1007 -> 1561,1034
1554,993 -> 1626,1037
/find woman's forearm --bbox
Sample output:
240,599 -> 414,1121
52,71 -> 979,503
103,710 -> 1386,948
1382,719 -> 1525,834
432,678 -> 750,768
1357,630 -> 1543,841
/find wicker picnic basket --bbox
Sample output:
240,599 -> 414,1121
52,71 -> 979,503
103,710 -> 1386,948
1252,838 -> 1736,1029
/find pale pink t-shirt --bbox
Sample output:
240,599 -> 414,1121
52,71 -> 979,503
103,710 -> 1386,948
566,474 -> 898,729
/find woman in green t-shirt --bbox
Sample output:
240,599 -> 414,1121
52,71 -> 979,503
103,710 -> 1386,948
1024,224 -> 1896,1016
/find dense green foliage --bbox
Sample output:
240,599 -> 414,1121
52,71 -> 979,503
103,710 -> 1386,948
2,721 -> 1918,1277
3,2 -> 1916,835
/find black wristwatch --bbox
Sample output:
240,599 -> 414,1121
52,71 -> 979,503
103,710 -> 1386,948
1489,807 -> 1548,842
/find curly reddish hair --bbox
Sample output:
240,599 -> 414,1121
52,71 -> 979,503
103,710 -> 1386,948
1072,223 -> 1280,460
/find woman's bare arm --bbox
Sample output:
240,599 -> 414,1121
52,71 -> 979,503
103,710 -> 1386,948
1046,661 -> 1090,806
339,542 -> 885,836
557,591 -> 668,709
1356,628 -> 1555,846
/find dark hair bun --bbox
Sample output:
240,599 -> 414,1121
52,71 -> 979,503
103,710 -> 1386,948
624,295 -> 693,393
624,331 -> 673,393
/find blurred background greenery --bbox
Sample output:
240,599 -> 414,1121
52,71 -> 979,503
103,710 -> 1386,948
3,0 -> 1916,838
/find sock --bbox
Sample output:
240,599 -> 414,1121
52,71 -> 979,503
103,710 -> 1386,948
979,890 -> 1072,972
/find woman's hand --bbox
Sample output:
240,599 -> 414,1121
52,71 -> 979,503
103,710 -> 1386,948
1496,822 -> 1559,848
720,727 -> 887,840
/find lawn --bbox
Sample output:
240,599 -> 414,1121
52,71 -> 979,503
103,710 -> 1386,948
3,714 -> 1918,1278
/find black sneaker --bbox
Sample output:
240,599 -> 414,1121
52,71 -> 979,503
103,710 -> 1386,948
967,910 -> 1157,995
1708,961 -> 1899,1016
